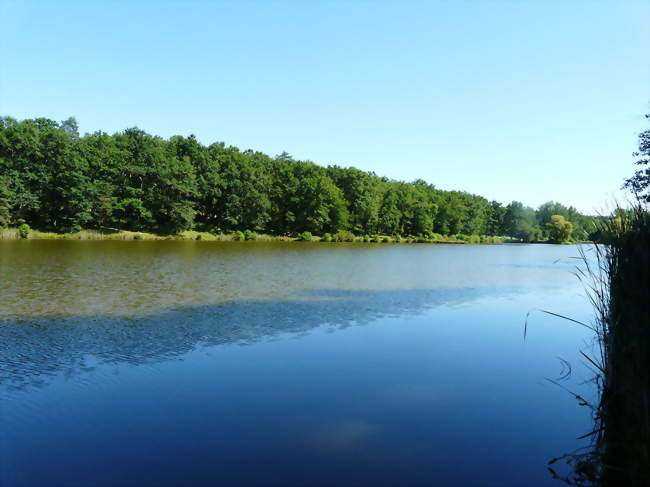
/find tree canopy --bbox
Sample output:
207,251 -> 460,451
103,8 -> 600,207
623,114 -> 650,202
0,116 -> 597,241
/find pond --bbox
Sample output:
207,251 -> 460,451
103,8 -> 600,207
0,241 -> 596,486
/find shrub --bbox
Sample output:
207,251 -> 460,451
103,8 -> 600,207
333,230 -> 355,242
382,236 -> 391,243
18,223 -> 30,239
322,232 -> 332,242
0,203 -> 9,229
394,234 -> 402,243
243,230 -> 256,241
233,231 -> 245,241
483,235 -> 506,244
299,231 -> 312,241
133,233 -> 143,240
363,234 -> 371,242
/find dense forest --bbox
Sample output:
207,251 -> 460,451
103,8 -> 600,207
0,116 -> 597,242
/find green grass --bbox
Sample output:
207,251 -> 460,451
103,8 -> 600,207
0,228 -> 19,239
0,227 -> 512,245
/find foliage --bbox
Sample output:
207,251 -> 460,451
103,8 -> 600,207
243,229 -> 256,241
18,222 -> 29,238
0,176 -> 10,227
549,206 -> 650,486
0,116 -> 596,241
321,232 -> 332,242
0,199 -> 9,228
299,231 -> 312,241
549,116 -> 650,485
596,206 -> 650,486
546,214 -> 573,243
623,114 -> 650,202
333,230 -> 355,242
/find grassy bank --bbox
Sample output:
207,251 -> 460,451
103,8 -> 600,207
0,227 -> 514,244
0,228 -> 289,242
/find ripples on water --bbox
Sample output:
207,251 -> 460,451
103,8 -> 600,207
0,241 -> 595,486
1,287 -> 511,392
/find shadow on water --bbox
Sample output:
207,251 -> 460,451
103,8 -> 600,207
1,286 -> 511,392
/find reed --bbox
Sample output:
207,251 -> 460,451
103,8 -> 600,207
595,206 -> 649,486
547,205 -> 649,486
0,226 -> 511,245
0,228 -> 19,239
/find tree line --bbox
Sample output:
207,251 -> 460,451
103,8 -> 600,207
0,116 -> 597,242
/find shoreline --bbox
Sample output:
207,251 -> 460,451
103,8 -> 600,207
0,228 -> 580,244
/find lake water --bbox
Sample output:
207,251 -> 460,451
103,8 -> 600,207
0,241 -> 597,486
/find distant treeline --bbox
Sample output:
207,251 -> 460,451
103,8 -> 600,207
0,116 -> 597,242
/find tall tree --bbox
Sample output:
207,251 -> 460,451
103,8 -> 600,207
623,113 -> 650,202
0,115 -> 597,240
546,214 -> 573,243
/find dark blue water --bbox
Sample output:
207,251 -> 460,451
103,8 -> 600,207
0,242 -> 596,486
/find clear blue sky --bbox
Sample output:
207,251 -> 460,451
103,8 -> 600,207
1,1 -> 648,214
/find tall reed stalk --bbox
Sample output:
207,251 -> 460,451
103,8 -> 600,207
595,206 -> 649,486
554,206 -> 649,486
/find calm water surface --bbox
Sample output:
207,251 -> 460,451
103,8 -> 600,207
0,241 -> 597,486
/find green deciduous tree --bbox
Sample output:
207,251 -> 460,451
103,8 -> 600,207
623,114 -> 650,202
0,115 -> 596,240
546,214 -> 573,243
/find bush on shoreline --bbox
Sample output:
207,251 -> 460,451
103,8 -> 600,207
0,226 -> 540,246
18,223 -> 30,239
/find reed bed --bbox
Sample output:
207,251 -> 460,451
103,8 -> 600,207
595,207 -> 649,486
550,206 -> 649,486
0,227 -> 510,244
0,228 -> 19,239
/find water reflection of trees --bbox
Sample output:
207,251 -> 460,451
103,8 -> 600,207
1,287 -> 506,391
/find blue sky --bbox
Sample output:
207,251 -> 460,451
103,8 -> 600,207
1,0 -> 648,213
